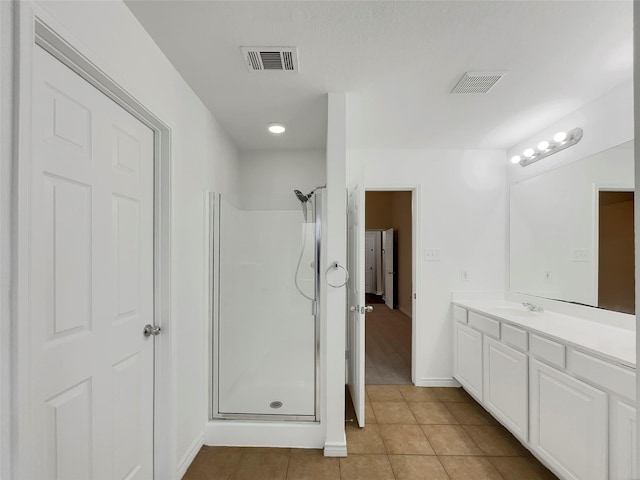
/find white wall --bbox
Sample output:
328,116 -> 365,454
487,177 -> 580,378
238,149 -> 326,210
0,2 -> 15,478
5,1 -> 240,477
510,143 -> 633,306
347,148 -> 507,384
507,80 -> 633,186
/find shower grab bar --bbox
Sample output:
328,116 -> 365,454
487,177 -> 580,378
325,262 -> 349,288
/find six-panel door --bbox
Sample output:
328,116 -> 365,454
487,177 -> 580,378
28,45 -> 155,479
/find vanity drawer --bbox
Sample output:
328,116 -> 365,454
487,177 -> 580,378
530,334 -> 565,368
468,312 -> 500,338
453,305 -> 468,324
501,323 -> 528,351
567,349 -> 636,402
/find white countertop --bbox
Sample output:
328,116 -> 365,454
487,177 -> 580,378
453,299 -> 636,369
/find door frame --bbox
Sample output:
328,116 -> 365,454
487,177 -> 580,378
364,187 -> 420,385
591,184 -> 634,308
12,5 -> 174,478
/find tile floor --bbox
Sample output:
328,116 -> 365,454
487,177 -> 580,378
365,303 -> 412,384
183,385 -> 558,479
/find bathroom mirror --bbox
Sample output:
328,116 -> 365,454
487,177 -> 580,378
510,141 -> 634,314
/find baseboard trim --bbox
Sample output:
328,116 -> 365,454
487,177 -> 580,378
398,306 -> 412,318
177,434 -> 204,479
324,441 -> 347,457
415,378 -> 461,387
204,420 -> 324,449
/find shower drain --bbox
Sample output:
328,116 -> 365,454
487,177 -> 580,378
270,401 -> 283,409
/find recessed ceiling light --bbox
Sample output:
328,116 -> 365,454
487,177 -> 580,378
268,123 -> 286,134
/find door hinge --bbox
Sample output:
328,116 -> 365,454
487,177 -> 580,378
345,350 -> 350,360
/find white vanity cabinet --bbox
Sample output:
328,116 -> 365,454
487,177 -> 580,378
453,322 -> 483,401
451,303 -> 637,480
483,336 -> 528,442
610,399 -> 637,480
529,358 -> 608,480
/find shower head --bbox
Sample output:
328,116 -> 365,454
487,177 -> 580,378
294,189 -> 310,203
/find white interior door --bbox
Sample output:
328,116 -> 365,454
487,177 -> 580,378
364,231 -> 376,293
382,228 -> 395,309
26,45 -> 155,479
347,184 -> 366,426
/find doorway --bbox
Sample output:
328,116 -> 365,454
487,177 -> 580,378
598,190 -> 635,314
364,191 -> 413,384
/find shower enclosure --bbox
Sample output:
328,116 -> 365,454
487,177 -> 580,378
211,187 -> 323,420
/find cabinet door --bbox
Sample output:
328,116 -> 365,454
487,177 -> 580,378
483,337 -> 528,441
610,399 -> 637,480
453,322 -> 482,401
530,359 -> 607,480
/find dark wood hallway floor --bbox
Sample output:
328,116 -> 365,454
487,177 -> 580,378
365,302 -> 412,385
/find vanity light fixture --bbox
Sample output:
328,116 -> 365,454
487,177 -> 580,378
268,123 -> 286,134
516,127 -> 583,167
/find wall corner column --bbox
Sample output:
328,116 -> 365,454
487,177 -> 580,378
322,92 -> 347,457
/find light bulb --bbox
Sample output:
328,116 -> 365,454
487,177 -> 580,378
553,131 -> 567,143
537,140 -> 550,151
510,155 -> 521,164
523,148 -> 535,158
268,123 -> 286,134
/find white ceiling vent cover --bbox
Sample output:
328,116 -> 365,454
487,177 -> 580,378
241,47 -> 299,72
451,71 -> 506,94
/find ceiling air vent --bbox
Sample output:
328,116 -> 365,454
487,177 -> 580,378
240,47 -> 299,72
451,71 -> 506,94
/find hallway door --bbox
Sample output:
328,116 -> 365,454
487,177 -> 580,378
347,183 -> 366,426
25,45 -> 155,479
382,228 -> 395,309
364,231 -> 377,293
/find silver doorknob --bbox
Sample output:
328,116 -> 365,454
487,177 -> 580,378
349,305 -> 357,312
143,324 -> 162,337
364,305 -> 374,313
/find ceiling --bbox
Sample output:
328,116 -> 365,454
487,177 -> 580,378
125,0 -> 633,151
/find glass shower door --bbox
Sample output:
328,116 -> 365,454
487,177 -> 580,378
214,192 -> 319,419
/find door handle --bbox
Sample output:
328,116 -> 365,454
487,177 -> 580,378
143,324 -> 162,337
350,305 -> 373,314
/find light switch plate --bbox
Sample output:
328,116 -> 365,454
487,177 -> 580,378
572,249 -> 590,262
423,249 -> 441,262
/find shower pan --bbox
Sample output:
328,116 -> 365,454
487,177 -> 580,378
211,187 -> 323,421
